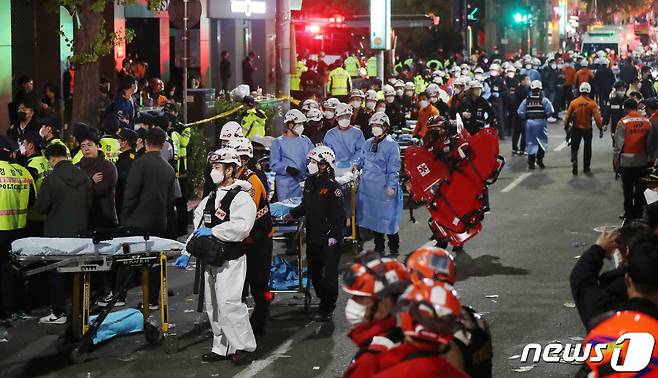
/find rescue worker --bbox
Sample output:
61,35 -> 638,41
357,112 -> 402,256
485,63 -> 508,139
413,69 -> 428,96
301,99 -> 320,115
322,98 -> 340,135
323,103 -> 365,174
614,99 -> 653,220
37,116 -> 70,158
270,109 -> 314,201
448,77 -> 469,120
20,132 -> 49,237
240,96 -> 267,139
348,90 -> 369,136
203,121 -> 244,196
425,84 -> 449,120
401,82 -> 417,120
286,146 -> 346,321
364,90 -> 379,118
227,137 -> 273,334
383,85 -> 405,132
517,80 -> 555,170
459,80 -> 496,135
342,254 -> 411,378
393,80 -> 405,99
328,60 -> 352,103
176,148 -> 257,365
563,82 -> 604,175
303,108 -> 325,146
344,54 -> 361,78
604,81 -> 629,147
301,60 -> 323,100
413,92 -> 439,139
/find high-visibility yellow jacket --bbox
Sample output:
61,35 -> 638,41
327,67 -> 352,96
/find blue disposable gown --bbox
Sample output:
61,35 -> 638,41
517,97 -> 555,155
356,135 -> 403,235
323,126 -> 365,168
270,134 -> 314,201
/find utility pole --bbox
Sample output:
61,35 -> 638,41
182,0 -> 189,123
276,0 -> 291,97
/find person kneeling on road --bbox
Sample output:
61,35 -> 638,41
176,148 -> 257,365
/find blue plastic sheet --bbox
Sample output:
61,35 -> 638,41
88,308 -> 144,345
270,197 -> 302,218
269,256 -> 309,290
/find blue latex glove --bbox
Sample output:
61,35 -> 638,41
175,255 -> 190,269
193,227 -> 213,238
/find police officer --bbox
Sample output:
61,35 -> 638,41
504,67 -> 520,140
517,80 -> 555,170
287,146 -> 346,321
227,137 -> 273,334
240,96 -> 267,139
459,80 -> 496,135
401,82 -> 417,120
99,115 -> 121,164
564,82 -> 604,175
328,60 -> 352,103
614,99 -> 653,220
115,128 -> 137,221
605,81 -> 629,147
37,116 -> 70,158
19,132 -> 49,237
485,63 -> 508,139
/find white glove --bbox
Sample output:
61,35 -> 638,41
462,111 -> 471,119
386,187 -> 395,198
328,238 -> 338,247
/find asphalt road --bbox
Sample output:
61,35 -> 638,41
0,120 -> 623,378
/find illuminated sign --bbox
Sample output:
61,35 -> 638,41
231,0 -> 266,17
370,0 -> 391,49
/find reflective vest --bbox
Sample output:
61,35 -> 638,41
26,155 -> 50,221
72,150 -> 83,165
621,113 -> 651,154
414,75 -> 427,95
426,59 -> 442,70
344,56 -> 361,77
525,95 -> 547,120
0,161 -> 32,230
367,56 -> 378,78
100,137 -> 120,163
376,90 -> 385,100
393,62 -> 403,75
171,125 -> 191,176
328,67 -> 351,96
404,58 -> 415,70
241,108 -> 267,139
46,138 -> 71,159
291,60 -> 307,91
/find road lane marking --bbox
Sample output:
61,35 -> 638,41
501,173 -> 532,193
553,141 -> 568,152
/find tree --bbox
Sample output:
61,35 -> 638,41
587,0 -> 656,19
51,0 -> 166,126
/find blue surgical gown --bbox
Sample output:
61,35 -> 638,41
270,134 -> 314,201
323,126 -> 365,168
517,97 -> 555,155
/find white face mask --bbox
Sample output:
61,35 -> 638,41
338,118 -> 351,128
453,72 -> 461,78
489,70 -> 498,77
293,124 -> 304,136
324,110 -> 335,119
351,101 -> 362,109
372,126 -> 384,137
419,100 -> 429,109
453,87 -> 462,94
550,64 -> 557,69
506,72 -> 515,78
430,96 -> 438,103
475,74 -> 483,81
616,90 -> 626,97
405,90 -> 414,97
210,169 -> 224,184
19,144 -> 26,156
365,101 -> 376,110
376,107 -> 386,113
386,96 -> 395,104
433,77 -> 442,84
344,298 -> 368,326
396,89 -> 403,96
307,161 -> 319,175
525,64 -> 532,70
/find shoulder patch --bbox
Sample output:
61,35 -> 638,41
334,188 -> 342,197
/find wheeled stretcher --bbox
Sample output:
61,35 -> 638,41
10,234 -> 185,363
270,217 -> 312,312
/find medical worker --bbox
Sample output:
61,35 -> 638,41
323,103 -> 365,174
517,80 -> 554,170
357,112 -> 403,256
269,109 -> 314,201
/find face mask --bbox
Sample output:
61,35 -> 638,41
376,107 -> 386,113
39,126 -> 47,138
525,64 -> 532,70
430,96 -> 438,104
386,96 -> 395,104
405,90 -> 414,97
365,101 -> 376,110
351,101 -> 361,109
507,72 -> 515,78
433,77 -> 442,84
293,124 -> 304,136
307,162 -> 319,175
17,112 -> 27,122
324,110 -> 335,119
419,100 -> 429,109
550,64 -> 557,69
372,126 -> 384,137
19,144 -> 26,156
489,71 -> 498,77
210,169 -> 224,184
396,89 -> 403,96
616,90 -> 626,97
338,118 -> 351,128
453,72 -> 461,78
344,298 -> 368,326
453,87 -> 462,94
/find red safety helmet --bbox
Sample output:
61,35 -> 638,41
406,247 -> 456,285
343,254 -> 411,299
584,311 -> 658,377
397,281 -> 461,346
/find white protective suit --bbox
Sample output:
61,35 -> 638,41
189,179 -> 257,356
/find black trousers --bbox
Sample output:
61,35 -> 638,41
244,237 -> 273,328
373,232 -> 400,253
563,85 -> 574,110
512,119 -> 526,152
570,128 -> 593,170
621,166 -> 648,218
306,243 -> 340,314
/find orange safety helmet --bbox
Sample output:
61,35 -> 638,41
583,310 -> 658,377
406,247 -> 457,285
342,254 -> 411,299
397,281 -> 461,345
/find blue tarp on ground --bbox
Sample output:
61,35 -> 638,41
89,308 -> 144,345
269,256 -> 309,290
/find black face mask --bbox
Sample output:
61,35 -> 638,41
17,111 -> 28,122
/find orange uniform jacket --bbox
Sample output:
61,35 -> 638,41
564,96 -> 603,131
413,104 -> 439,138
614,111 -> 653,167
562,66 -> 576,86
575,68 -> 594,86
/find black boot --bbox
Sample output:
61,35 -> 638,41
537,159 -> 545,169
528,155 -> 536,170
572,164 -> 578,176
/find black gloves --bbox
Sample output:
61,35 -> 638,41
286,166 -> 300,177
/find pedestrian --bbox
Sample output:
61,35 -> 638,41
540,59 -> 559,122
99,77 -> 113,122
413,92 -> 439,139
40,83 -> 64,121
517,80 -> 554,170
619,57 -> 638,86
19,132 -> 49,237
239,96 -> 267,139
8,98 -> 40,146
286,146 -> 345,321
176,148 -> 257,365
301,60 -> 323,100
357,112 -> 402,256
614,99 -> 653,220
113,75 -> 137,129
640,66 -> 657,100
36,142 -> 91,324
593,58 -> 615,115
76,132 -> 118,229
220,50 -> 231,95
269,109 -> 314,201
242,51 -> 257,90
115,128 -> 137,221
323,103 -> 365,173
563,82 -> 604,175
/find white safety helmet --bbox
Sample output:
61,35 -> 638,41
302,99 -> 320,112
383,84 -> 396,97
209,147 -> 242,167
335,102 -> 353,118
323,97 -> 340,110
532,58 -> 541,67
388,78 -> 398,86
530,80 -> 543,90
394,80 -> 405,89
469,80 -> 483,89
579,82 -> 591,93
219,121 -> 244,141
489,63 -> 501,72
450,65 -> 461,73
307,145 -> 336,170
505,66 -> 516,73
369,111 -> 390,127
474,67 -> 484,74
404,82 -> 416,91
306,108 -> 323,122
284,109 -> 307,124
426,83 -> 440,96
460,63 -> 469,70
349,89 -> 365,99
226,137 -> 254,159
365,90 -> 379,101
514,61 -> 523,70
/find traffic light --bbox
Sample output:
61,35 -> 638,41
512,9 -> 532,24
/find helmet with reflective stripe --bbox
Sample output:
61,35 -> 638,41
383,84 -> 396,97
226,137 -> 253,159
302,99 -> 320,112
349,89 -> 365,99
404,82 -> 416,91
284,109 -> 307,124
579,82 -> 592,93
335,102 -> 353,118
365,90 -> 379,101
323,97 -> 341,110
530,80 -> 543,90
307,145 -> 336,170
469,80 -> 483,89
394,80 -> 405,89
306,108 -> 323,122
343,254 -> 411,298
426,83 -> 440,96
220,121 -> 244,141
369,111 -> 390,127
406,247 -> 456,285
208,147 -> 242,166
